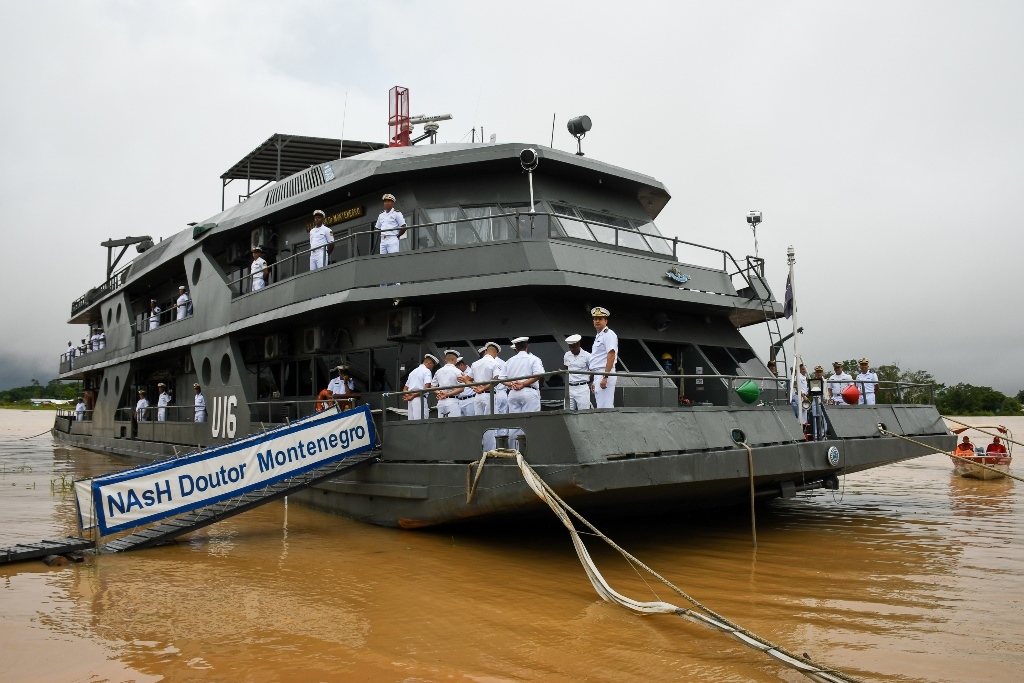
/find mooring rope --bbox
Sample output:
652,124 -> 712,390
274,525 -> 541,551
878,426 -> 1023,483
940,416 -> 1024,450
476,448 -> 862,683
8,428 -> 55,442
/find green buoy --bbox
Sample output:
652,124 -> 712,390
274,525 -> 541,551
735,380 -> 760,404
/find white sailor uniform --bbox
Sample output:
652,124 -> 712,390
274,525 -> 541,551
590,327 -> 619,409
503,350 -> 544,413
67,343 -> 76,369
492,355 -> 509,416
90,332 -> 101,352
97,331 -> 105,349
827,371 -> 853,405
457,367 -> 477,416
136,397 -> 150,422
327,376 -> 356,397
309,225 -> 334,270
471,355 -> 499,416
251,257 -> 268,290
176,292 -> 190,320
157,391 -> 170,421
564,348 -> 593,410
75,401 -> 86,421
856,370 -> 878,405
405,362 -> 433,420
149,306 -> 161,330
433,362 -> 463,418
194,392 -> 207,422
793,372 -> 809,423
375,208 -> 406,254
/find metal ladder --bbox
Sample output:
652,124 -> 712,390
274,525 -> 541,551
742,256 -> 788,376
100,449 -> 380,553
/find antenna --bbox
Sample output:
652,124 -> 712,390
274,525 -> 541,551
409,114 -> 453,145
550,113 -> 556,148
745,211 -> 763,257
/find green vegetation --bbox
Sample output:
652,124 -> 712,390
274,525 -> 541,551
936,384 -> 1023,417
0,379 -> 82,406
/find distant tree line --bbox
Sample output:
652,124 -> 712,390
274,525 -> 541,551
0,379 -> 82,404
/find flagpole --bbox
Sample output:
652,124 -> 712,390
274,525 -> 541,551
786,246 -> 799,403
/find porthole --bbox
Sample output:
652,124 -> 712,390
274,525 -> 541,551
116,303 -> 122,324
106,308 -> 112,327
114,376 -> 120,396
103,378 -> 108,396
192,259 -> 202,286
220,353 -> 232,384
202,357 -> 212,385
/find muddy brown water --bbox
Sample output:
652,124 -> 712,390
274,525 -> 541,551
1,411 -> 1022,682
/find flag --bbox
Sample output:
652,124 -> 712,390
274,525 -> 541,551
783,273 -> 794,319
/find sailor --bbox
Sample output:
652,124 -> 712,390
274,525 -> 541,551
503,337 -> 545,413
149,300 -> 161,330
375,194 -> 407,254
328,365 -> 361,409
96,328 -> 105,349
792,363 -> 809,423
561,334 -> 592,410
454,356 -> 477,416
403,353 -> 437,420
66,341 -> 76,369
80,338 -> 89,355
90,328 -> 101,351
75,396 -> 86,421
193,383 -> 207,422
250,246 -> 269,291
156,383 -> 171,421
308,210 -> 334,270
810,365 -> 828,439
827,362 -> 853,405
175,286 -> 190,320
471,342 -> 502,415
589,307 -> 618,409
135,389 -> 149,422
433,350 -> 464,418
855,358 -> 878,405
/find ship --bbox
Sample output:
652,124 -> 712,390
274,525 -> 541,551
52,106 -> 954,528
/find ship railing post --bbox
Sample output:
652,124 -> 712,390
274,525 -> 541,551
658,375 -> 663,407
564,370 -> 570,410
490,381 -> 495,415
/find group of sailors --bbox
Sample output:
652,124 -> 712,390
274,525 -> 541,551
397,307 -> 618,420
133,383 -> 207,423
66,329 -> 106,367
782,358 -> 879,429
249,195 -> 408,290
147,286 -> 193,331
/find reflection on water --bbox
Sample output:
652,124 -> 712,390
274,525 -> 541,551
2,412 -> 1023,682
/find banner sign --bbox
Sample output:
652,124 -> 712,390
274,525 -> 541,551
75,405 -> 376,536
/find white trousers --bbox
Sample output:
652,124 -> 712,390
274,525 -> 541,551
252,278 -> 265,291
310,248 -> 327,271
407,395 -> 428,420
458,398 -> 476,416
177,309 -> 187,321
859,394 -> 876,405
195,411 -> 206,423
437,397 -> 461,418
474,393 -> 494,415
593,376 -> 616,408
76,411 -> 85,421
568,384 -> 591,410
157,408 -> 167,422
380,239 -> 400,254
508,388 -> 541,413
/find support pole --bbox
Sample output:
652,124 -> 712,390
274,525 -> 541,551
786,246 -> 799,404
527,171 -> 535,213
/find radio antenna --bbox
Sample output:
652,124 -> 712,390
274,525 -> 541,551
340,90 -> 348,157
550,113 -> 556,148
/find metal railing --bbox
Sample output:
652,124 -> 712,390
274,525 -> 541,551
70,264 -> 130,316
136,305 -> 194,334
56,408 -> 94,422
114,405 -> 205,423
226,211 -> 755,297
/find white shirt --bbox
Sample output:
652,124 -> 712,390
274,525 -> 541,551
457,367 -> 476,398
856,371 -> 878,396
67,343 -> 76,358
405,363 -> 433,392
563,349 -> 592,383
502,350 -> 545,387
328,377 -> 356,396
589,327 -> 619,372
135,398 -> 149,419
149,307 -> 160,330
309,225 -> 334,249
433,362 -> 462,389
176,293 -> 190,320
194,393 -> 206,420
90,333 -> 100,351
97,332 -> 105,349
492,356 -> 508,392
470,355 -> 499,392
158,392 -> 170,408
250,257 -> 267,287
828,372 -> 853,401
75,401 -> 86,419
375,209 -> 406,241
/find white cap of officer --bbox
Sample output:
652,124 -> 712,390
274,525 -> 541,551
382,193 -> 396,202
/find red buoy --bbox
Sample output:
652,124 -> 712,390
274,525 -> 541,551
841,384 -> 861,405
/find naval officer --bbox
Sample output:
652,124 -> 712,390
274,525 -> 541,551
328,365 -> 361,409
156,382 -> 170,421
135,389 -> 149,422
175,286 -> 190,320
471,342 -> 502,415
433,350 -> 464,418
250,246 -> 269,291
503,337 -> 545,413
856,358 -> 878,405
589,307 -> 619,409
75,396 -> 87,421
454,356 -> 477,416
148,300 -> 161,330
375,194 -> 408,254
561,334 -> 592,410
193,383 -> 207,422
403,353 -> 437,420
308,210 -> 334,271
827,362 -> 853,405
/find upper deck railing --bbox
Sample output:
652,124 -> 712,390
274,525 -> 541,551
70,263 -> 131,317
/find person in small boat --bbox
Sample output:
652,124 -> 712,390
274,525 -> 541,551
954,436 -> 975,455
986,437 -> 1008,455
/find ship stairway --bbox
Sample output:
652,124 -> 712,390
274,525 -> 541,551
100,449 -> 380,553
738,256 -> 788,375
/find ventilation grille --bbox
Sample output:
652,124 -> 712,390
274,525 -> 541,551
264,164 -> 330,207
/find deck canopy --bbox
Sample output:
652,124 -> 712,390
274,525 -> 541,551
220,134 -> 386,209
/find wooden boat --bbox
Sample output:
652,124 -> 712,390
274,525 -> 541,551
949,425 -> 1013,480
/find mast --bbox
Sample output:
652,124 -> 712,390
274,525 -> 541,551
786,245 -> 799,402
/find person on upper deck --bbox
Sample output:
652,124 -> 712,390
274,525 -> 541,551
503,337 -> 545,414
90,328 -> 101,352
175,286 -> 190,320
856,359 -> 878,405
433,350 -> 464,418
792,363 -> 809,423
308,210 -> 334,271
250,246 -> 268,291
403,353 -> 437,420
375,194 -> 407,254
135,389 -> 149,422
986,437 -> 1008,455
328,365 -> 361,408
97,328 -> 105,349
561,334 -> 592,411
193,383 -> 206,423
455,356 -> 476,416
75,396 -> 86,421
149,300 -> 161,330
66,341 -> 76,369
954,435 -> 975,455
589,307 -> 618,409
470,343 -> 502,416
156,382 -> 170,421
827,362 -> 853,405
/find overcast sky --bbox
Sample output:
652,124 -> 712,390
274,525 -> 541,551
1,1 -> 1022,393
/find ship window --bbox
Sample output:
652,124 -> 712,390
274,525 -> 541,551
340,350 -> 371,390
725,347 -> 771,378
698,345 -> 741,376
257,364 -> 281,399
500,202 -> 558,238
617,338 -> 658,372
631,218 -> 673,255
578,209 -> 651,252
515,335 -> 564,384
282,361 -> 297,396
370,346 -> 399,392
297,359 -> 313,396
314,357 -> 331,392
550,203 -> 596,241
410,210 -> 441,249
424,207 -> 480,245
463,205 -> 512,242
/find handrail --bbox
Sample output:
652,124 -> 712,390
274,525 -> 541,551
70,263 -> 131,316
114,404 -> 204,422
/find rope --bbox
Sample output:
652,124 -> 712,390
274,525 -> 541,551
940,416 -> 1024,449
477,449 -> 863,683
878,427 -> 1022,483
8,428 -> 55,442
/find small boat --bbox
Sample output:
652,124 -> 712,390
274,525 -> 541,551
949,424 -> 1013,480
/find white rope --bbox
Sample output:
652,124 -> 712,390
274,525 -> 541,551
482,449 -> 862,683
940,416 -> 1024,449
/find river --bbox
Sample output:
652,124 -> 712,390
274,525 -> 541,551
1,410 -> 1022,682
